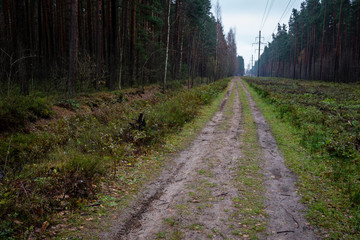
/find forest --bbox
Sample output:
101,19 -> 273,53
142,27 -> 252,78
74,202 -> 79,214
1,0 -> 360,239
254,0 -> 360,82
0,0 -> 241,97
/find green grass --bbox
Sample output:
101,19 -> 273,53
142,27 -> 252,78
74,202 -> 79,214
163,217 -> 179,227
155,230 -> 183,240
0,95 -> 52,133
243,77 -> 360,239
189,223 -> 204,231
230,80 -> 267,239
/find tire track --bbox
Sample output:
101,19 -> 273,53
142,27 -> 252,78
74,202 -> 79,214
102,79 -> 244,239
239,79 -> 319,240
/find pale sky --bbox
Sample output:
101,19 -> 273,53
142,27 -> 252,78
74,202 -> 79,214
212,0 -> 304,70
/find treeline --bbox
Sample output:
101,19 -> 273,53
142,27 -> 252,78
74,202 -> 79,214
0,0 -> 240,96
255,0 -> 360,82
237,56 -> 245,76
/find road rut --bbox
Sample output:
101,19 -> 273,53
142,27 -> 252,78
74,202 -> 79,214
240,79 -> 318,240
102,78 -> 319,240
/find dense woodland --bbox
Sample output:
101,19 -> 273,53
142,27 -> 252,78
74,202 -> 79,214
0,0 -> 241,96
254,0 -> 360,82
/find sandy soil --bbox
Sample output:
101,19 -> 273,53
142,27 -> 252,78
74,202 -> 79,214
240,80 -> 319,240
101,78 -> 319,240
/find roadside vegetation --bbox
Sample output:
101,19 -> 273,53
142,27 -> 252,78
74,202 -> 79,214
0,78 -> 230,239
243,77 -> 360,238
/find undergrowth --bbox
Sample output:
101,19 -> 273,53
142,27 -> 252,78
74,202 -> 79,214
243,77 -> 360,238
0,79 -> 230,239
0,96 -> 52,132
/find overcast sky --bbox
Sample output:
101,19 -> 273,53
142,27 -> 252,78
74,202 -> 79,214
211,0 -> 304,70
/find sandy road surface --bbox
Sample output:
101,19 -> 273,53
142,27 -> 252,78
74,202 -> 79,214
102,78 -> 318,240
240,80 -> 318,240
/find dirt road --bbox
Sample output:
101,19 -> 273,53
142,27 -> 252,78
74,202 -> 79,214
240,80 -> 318,240
102,78 -> 318,239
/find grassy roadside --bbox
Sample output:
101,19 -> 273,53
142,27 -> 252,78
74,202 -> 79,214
159,81 -> 231,154
232,80 -> 266,239
51,79 -> 231,239
54,83 -> 231,240
0,79 -> 231,239
242,79 -> 360,239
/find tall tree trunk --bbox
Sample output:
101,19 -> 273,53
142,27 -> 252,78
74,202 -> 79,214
78,0 -> 83,53
40,0 -> 47,59
319,0 -> 327,80
293,24 -> 297,79
86,0 -> 92,55
96,0 -> 103,89
129,0 -> 136,86
179,28 -> 184,79
15,0 -> 29,95
118,0 -> 128,90
55,0 -> 64,58
173,0 -> 181,80
68,0 -> 78,96
312,26 -> 316,79
308,26 -> 315,80
3,0 -> 11,52
356,17 -> 360,74
163,0 -> 171,92
38,0 -> 43,61
334,0 -> 343,82
299,25 -> 304,78
305,31 -> 310,79
43,0 -> 53,59
357,20 -> 360,63
108,0 -> 117,90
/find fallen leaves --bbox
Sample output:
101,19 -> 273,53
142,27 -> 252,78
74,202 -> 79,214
40,221 -> 50,233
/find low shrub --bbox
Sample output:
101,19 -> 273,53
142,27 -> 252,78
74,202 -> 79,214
0,96 -> 51,132
64,152 -> 105,180
54,99 -> 80,111
148,79 -> 230,133
155,90 -> 199,128
0,133 -> 55,174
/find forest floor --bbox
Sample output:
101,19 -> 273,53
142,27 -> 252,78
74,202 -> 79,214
100,78 -> 319,240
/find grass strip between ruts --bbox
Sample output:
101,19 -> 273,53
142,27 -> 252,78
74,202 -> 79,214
232,79 -> 267,239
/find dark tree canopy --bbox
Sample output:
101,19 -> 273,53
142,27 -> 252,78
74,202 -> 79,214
253,0 -> 360,82
237,56 -> 245,76
0,0 -> 238,96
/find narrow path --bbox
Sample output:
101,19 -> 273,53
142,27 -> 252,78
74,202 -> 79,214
240,79 -> 319,240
